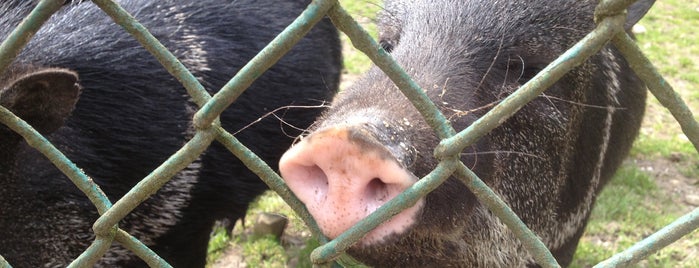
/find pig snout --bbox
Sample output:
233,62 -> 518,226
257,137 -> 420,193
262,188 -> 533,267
279,126 -> 423,244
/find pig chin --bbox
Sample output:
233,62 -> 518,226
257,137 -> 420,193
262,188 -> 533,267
279,125 -> 425,245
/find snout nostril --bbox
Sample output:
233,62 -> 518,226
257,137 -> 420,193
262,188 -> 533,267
305,164 -> 328,186
283,163 -> 330,205
367,178 -> 390,203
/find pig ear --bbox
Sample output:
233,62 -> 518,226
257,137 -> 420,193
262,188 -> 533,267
624,0 -> 655,31
1,68 -> 81,134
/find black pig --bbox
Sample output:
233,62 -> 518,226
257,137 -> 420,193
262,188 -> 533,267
0,0 -> 340,267
279,0 -> 652,266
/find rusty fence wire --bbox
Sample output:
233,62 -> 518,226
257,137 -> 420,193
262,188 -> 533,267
0,0 -> 697,267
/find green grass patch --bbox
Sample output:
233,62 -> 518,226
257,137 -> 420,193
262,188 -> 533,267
679,162 -> 699,178
571,164 -> 699,268
339,1 -> 381,76
631,134 -> 697,159
239,235 -> 288,268
206,190 -> 314,267
206,226 -> 231,264
635,0 -> 699,138
295,237 -> 321,268
583,165 -> 661,228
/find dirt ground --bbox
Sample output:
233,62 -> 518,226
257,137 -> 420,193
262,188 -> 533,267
635,157 -> 699,209
211,246 -> 246,268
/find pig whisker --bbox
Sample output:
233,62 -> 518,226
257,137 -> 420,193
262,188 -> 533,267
540,93 -> 565,124
373,1 -> 394,20
273,111 -> 303,139
445,100 -> 499,120
539,94 -> 628,111
291,120 -> 322,145
438,77 -> 451,100
466,144 -> 480,170
460,150 -> 545,161
552,25 -> 588,36
231,102 -> 331,137
477,35 -> 506,92
365,0 -> 386,14
514,55 -> 526,82
502,55 -> 526,89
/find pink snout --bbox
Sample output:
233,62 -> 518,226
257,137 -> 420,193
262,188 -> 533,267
279,126 -> 422,244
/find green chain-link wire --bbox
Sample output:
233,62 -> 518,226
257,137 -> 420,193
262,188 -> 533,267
1,0 -> 697,267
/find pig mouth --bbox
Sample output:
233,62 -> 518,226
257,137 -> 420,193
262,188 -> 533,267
279,126 -> 424,245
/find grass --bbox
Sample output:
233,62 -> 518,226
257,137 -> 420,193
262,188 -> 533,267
635,0 -> 699,138
337,1 -> 382,76
205,191 -> 317,267
207,0 -> 699,267
238,235 -> 288,268
570,164 -> 699,268
207,226 -> 231,264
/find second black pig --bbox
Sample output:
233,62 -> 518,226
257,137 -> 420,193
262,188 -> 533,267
0,0 -> 341,267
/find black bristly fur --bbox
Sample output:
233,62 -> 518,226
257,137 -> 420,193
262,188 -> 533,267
0,0 -> 341,267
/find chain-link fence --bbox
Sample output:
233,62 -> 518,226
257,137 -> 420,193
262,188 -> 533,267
1,0 -> 697,267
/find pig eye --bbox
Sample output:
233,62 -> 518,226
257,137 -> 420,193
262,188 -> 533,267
520,66 -> 543,83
